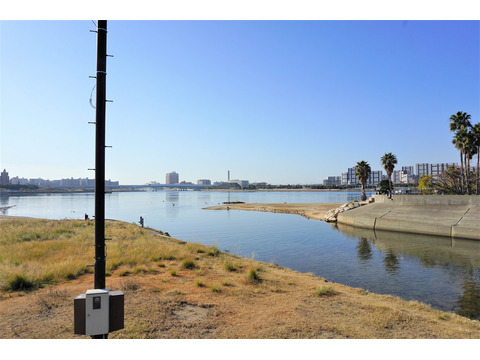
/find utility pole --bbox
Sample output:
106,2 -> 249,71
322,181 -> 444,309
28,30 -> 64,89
75,21 -> 123,339
94,20 -> 107,291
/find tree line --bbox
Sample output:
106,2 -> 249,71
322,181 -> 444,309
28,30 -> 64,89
355,111 -> 480,199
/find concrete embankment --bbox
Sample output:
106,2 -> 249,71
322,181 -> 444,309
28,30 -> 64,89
337,195 -> 480,241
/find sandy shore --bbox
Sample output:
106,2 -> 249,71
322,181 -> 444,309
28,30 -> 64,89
204,202 -> 343,220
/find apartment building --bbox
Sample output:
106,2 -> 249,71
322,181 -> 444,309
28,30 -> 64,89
166,171 -> 179,184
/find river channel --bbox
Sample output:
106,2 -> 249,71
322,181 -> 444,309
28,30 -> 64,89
1,190 -> 479,319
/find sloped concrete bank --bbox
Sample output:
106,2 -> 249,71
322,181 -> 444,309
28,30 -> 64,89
336,195 -> 480,241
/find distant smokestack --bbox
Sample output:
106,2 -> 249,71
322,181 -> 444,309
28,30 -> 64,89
228,170 -> 230,181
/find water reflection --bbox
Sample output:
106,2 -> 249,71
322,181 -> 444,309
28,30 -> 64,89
455,269 -> 480,320
356,238 -> 373,263
335,223 -> 480,319
0,195 -> 9,207
165,191 -> 180,218
383,250 -> 400,276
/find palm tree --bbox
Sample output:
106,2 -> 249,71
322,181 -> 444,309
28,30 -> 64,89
381,152 -> 397,198
452,128 -> 469,193
450,111 -> 472,192
355,160 -> 371,201
449,111 -> 472,133
471,122 -> 480,195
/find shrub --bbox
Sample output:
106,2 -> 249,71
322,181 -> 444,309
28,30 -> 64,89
169,269 -> 177,277
207,246 -> 220,257
181,259 -> 196,270
5,274 -> 37,291
247,268 -> 261,283
196,280 -> 205,287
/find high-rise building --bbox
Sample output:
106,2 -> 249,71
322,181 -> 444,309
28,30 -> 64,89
402,166 -> 414,175
368,171 -> 383,185
416,163 -> 457,180
416,163 -> 430,177
0,169 -> 9,185
166,171 -> 179,184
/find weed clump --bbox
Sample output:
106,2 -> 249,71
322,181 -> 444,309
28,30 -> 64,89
246,268 -> 261,283
207,246 -> 220,257
181,259 -> 196,270
315,285 -> 335,296
210,285 -> 222,293
224,262 -> 236,272
5,274 -> 37,291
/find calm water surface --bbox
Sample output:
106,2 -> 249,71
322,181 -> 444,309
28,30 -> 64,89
2,190 -> 479,319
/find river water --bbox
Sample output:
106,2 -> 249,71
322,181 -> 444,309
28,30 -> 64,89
1,190 -> 480,319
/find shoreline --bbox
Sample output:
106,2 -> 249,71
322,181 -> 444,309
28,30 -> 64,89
205,195 -> 480,241
204,202 -> 344,221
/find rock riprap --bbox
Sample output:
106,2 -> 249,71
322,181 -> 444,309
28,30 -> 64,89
324,201 -> 361,222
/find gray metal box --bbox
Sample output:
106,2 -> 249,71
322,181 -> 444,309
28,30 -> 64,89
74,290 -> 124,336
85,289 -> 109,336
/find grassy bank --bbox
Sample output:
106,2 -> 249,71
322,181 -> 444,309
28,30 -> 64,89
1,217 -> 480,339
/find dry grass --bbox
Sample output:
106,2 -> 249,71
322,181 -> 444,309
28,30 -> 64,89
1,217 -> 480,339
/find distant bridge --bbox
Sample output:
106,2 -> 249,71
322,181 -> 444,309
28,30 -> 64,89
119,183 -> 209,191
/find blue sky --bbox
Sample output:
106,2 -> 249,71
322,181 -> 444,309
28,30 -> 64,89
1,19 -> 479,185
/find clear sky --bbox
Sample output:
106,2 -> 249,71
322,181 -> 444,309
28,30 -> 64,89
1,14 -> 479,184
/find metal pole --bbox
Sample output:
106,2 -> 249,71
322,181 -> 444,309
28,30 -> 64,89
94,20 -> 107,291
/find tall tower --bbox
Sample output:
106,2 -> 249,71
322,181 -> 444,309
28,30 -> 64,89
0,169 -> 9,185
228,170 -> 230,181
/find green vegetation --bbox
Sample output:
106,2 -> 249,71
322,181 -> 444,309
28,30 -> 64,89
418,175 -> 434,195
355,160 -> 371,201
0,184 -> 39,191
181,259 -> 196,270
246,268 -> 261,283
207,246 -> 220,257
5,274 -> 38,291
377,179 -> 393,195
449,111 -> 480,195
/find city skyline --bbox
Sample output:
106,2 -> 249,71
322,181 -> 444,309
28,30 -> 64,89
1,16 -> 478,185
1,158 -> 464,187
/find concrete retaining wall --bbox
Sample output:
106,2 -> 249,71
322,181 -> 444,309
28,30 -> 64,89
337,195 -> 480,241
373,195 -> 480,205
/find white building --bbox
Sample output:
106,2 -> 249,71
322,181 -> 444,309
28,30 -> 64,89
229,179 -> 249,188
323,176 -> 341,186
197,179 -> 211,185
